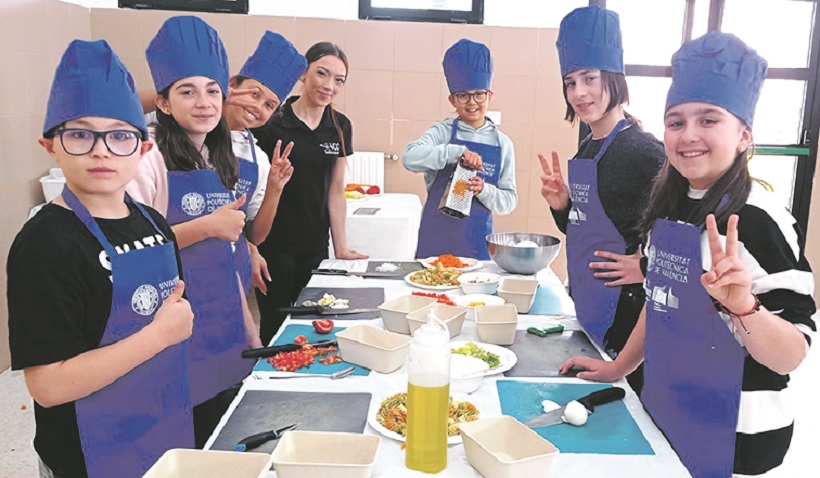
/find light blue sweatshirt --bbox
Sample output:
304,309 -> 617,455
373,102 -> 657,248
402,117 -> 518,215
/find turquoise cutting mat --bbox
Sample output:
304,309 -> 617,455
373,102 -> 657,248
528,284 -> 566,315
496,381 -> 654,455
252,324 -> 370,376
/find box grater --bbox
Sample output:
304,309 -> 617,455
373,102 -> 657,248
438,161 -> 477,218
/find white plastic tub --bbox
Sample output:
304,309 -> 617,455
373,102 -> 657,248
460,416 -> 559,478
378,294 -> 437,334
336,325 -> 412,373
474,304 -> 518,345
497,277 -> 539,314
271,431 -> 380,478
143,449 -> 272,478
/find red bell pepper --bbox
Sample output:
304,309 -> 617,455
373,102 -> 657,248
312,319 -> 334,334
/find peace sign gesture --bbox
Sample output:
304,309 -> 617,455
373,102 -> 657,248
701,214 -> 755,313
537,151 -> 570,210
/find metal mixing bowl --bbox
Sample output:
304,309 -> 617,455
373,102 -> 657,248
486,232 -> 562,274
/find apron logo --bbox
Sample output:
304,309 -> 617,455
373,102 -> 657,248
568,206 -> 587,225
651,285 -> 680,311
320,142 -> 340,155
646,245 -> 657,272
181,192 -> 206,216
132,284 -> 159,316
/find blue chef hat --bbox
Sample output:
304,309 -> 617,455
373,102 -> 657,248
146,15 -> 229,96
239,31 -> 307,102
43,39 -> 148,140
556,5 -> 624,77
443,39 -> 493,94
666,31 -> 767,128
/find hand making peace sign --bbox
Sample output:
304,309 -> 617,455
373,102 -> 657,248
537,151 -> 570,211
701,214 -> 755,314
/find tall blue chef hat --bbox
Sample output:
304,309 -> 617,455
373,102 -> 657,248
239,31 -> 307,101
556,5 -> 624,77
146,15 -> 229,96
443,39 -> 493,94
43,39 -> 148,140
666,31 -> 767,128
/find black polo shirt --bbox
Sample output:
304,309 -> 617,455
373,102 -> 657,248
252,96 -> 354,254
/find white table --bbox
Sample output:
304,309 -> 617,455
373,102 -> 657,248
207,261 -> 691,478
332,194 -> 423,260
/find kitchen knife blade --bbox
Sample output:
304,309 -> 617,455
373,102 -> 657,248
277,305 -> 379,316
241,340 -> 338,359
311,268 -> 405,278
524,387 -> 626,428
234,423 -> 299,452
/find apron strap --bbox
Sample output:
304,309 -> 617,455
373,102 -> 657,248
245,129 -> 258,165
61,185 -> 117,258
127,193 -> 169,242
592,118 -> 629,164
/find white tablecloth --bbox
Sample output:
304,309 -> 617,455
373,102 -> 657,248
333,193 -> 423,260
207,261 -> 691,478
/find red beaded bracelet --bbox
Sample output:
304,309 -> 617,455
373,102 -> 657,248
714,294 -> 761,334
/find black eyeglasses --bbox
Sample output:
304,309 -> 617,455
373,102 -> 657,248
53,128 -> 141,157
453,91 -> 489,105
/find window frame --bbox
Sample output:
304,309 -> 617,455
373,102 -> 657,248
358,0 -> 484,24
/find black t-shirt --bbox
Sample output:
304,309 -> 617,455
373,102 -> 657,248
551,124 -> 665,253
7,202 -> 181,478
252,96 -> 354,254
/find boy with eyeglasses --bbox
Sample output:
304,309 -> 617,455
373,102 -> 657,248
7,39 -> 194,478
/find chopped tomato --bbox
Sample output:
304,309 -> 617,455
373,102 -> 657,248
269,350 -> 314,372
293,335 -> 308,346
366,185 -> 381,195
411,291 -> 456,307
319,354 -> 342,365
312,319 -> 334,334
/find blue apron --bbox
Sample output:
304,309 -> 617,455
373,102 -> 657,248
416,118 -> 502,260
232,130 -> 260,296
643,218 -> 746,478
166,168 -> 252,406
65,186 -> 193,478
566,119 -> 628,348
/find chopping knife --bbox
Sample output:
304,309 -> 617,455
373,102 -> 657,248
234,423 -> 299,452
524,387 -> 626,428
241,339 -> 337,359
276,305 -> 379,316
312,268 -> 405,278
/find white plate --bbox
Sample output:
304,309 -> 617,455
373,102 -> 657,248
419,256 -> 482,272
404,271 -> 462,291
452,294 -> 506,320
368,394 -> 480,445
449,340 -> 518,376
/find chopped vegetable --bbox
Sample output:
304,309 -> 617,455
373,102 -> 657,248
312,319 -> 334,334
451,341 -> 501,368
409,263 -> 462,287
293,335 -> 308,346
411,291 -> 456,306
431,254 -> 467,268
366,185 -> 381,194
453,179 -> 470,197
319,354 -> 342,365
467,301 -> 486,307
266,337 -> 339,372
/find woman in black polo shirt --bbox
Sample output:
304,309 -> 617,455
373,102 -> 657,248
252,42 -> 366,344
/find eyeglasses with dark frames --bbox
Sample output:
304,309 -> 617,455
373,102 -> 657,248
453,91 -> 489,104
53,128 -> 141,157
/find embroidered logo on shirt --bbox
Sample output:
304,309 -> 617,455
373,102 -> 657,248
181,192 -> 206,216
132,284 -> 159,316
320,142 -> 341,155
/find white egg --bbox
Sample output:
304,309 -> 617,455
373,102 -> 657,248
562,400 -> 589,426
515,240 -> 540,248
541,400 -> 560,413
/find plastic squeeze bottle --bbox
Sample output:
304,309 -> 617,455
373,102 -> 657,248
406,311 -> 450,473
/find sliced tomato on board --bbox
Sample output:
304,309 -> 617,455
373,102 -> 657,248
312,319 -> 335,334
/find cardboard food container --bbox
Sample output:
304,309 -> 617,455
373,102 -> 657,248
143,449 -> 272,478
406,303 -> 467,338
336,324 -> 412,373
460,416 -> 560,478
378,294 -> 438,334
271,431 -> 380,478
474,304 -> 518,345
497,278 -> 539,314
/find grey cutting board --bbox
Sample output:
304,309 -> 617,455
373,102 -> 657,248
365,260 -> 424,277
504,330 -> 601,377
209,390 -> 372,453
294,287 -> 385,320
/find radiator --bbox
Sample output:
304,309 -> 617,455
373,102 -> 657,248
345,152 -> 385,190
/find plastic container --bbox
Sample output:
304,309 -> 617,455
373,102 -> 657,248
474,304 -> 518,345
40,175 -> 66,202
460,416 -> 560,478
336,325 -> 412,373
406,303 -> 466,338
378,294 -> 438,334
405,314 -> 451,473
497,277 -> 539,314
453,294 -> 506,321
458,272 -> 502,295
143,449 -> 272,478
271,431 -> 380,478
450,354 -> 490,394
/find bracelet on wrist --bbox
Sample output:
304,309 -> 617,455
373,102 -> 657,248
713,294 -> 761,334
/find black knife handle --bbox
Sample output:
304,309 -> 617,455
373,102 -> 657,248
277,305 -> 323,315
241,343 -> 299,359
237,430 -> 276,451
577,387 -> 626,413
311,269 -> 348,275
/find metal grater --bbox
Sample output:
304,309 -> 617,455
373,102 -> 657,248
438,161 -> 477,218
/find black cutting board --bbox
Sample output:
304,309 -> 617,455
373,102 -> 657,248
504,330 -> 601,377
294,287 -> 384,320
209,390 -> 372,453
365,260 -> 424,277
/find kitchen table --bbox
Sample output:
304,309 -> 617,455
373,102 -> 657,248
206,260 -> 691,477
331,193 -> 423,260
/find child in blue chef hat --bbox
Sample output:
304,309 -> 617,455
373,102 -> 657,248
7,39 -> 194,478
403,38 -> 518,261
561,31 -> 816,477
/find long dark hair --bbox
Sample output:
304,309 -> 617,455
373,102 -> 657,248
563,70 -> 630,124
304,42 -> 351,157
154,86 -> 238,190
638,149 -> 753,242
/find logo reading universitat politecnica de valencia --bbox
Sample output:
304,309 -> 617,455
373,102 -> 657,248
181,192 -> 206,216
132,284 -> 159,316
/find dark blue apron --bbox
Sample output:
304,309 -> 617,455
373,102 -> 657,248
643,217 -> 746,478
232,129 -> 260,296
65,186 -> 193,478
566,119 -> 628,348
166,168 -> 252,406
416,118 -> 502,260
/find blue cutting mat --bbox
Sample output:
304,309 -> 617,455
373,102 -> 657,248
528,285 -> 566,315
252,324 -> 370,376
497,381 -> 654,455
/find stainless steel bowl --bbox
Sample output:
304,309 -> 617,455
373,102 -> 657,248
486,232 -> 562,274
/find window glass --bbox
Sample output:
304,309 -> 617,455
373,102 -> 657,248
723,0 -> 815,68
608,0 -> 686,65
484,0 -> 587,28
748,155 -> 797,211
753,79 -> 806,144
624,76 -> 672,141
690,0 -> 711,40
